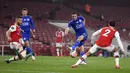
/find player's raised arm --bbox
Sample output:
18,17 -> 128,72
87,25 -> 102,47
91,29 -> 102,44
65,21 -> 72,35
115,31 -> 124,52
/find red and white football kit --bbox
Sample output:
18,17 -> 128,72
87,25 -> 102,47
55,31 -> 64,47
90,26 -> 124,53
9,24 -> 24,49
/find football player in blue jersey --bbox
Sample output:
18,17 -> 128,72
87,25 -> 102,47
20,8 -> 36,61
65,12 -> 88,65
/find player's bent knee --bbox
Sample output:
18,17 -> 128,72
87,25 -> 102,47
24,41 -> 30,47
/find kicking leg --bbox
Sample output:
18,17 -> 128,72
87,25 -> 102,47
5,56 -> 19,64
71,44 -> 98,68
79,46 -> 86,65
71,36 -> 84,51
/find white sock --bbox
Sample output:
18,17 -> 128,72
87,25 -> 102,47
56,48 -> 60,56
114,51 -> 119,66
115,58 -> 119,66
75,59 -> 82,65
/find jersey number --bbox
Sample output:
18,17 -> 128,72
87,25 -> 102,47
102,29 -> 111,37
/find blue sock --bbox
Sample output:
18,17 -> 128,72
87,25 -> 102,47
72,40 -> 80,51
26,47 -> 33,55
80,51 -> 86,63
80,51 -> 85,57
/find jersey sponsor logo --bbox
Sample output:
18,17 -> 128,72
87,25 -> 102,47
22,22 -> 29,26
76,23 -> 83,29
23,18 -> 30,21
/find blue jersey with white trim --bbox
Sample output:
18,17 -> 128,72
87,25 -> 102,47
68,16 -> 87,36
20,15 -> 35,33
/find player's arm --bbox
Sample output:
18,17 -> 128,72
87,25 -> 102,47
20,28 -> 24,32
6,26 -> 16,42
65,27 -> 70,35
115,31 -> 124,52
91,29 -> 102,44
30,16 -> 35,33
6,30 -> 12,42
79,16 -> 85,25
30,29 -> 35,38
65,21 -> 72,35
82,16 -> 86,25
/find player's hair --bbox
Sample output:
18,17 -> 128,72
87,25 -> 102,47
109,20 -> 116,27
72,12 -> 79,16
22,8 -> 28,11
15,16 -> 22,21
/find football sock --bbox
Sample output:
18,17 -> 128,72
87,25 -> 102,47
26,47 -> 33,55
72,40 -> 80,51
56,48 -> 60,56
75,54 -> 87,65
80,51 -> 86,62
114,51 -> 119,66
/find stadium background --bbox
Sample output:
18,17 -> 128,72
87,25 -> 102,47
0,0 -> 130,56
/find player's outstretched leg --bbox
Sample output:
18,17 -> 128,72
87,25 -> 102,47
80,51 -> 86,65
5,49 -> 26,64
5,56 -> 19,64
71,51 -> 91,68
71,44 -> 96,68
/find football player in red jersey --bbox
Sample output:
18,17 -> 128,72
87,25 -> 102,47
5,16 -> 26,63
55,28 -> 64,56
72,21 -> 125,69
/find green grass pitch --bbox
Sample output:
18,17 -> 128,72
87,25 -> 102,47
0,56 -> 130,73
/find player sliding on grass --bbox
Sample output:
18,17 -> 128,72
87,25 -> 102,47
5,16 -> 26,63
65,12 -> 88,64
71,21 -> 125,69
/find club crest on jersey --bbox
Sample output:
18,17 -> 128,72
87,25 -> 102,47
27,18 -> 30,21
24,19 -> 26,21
